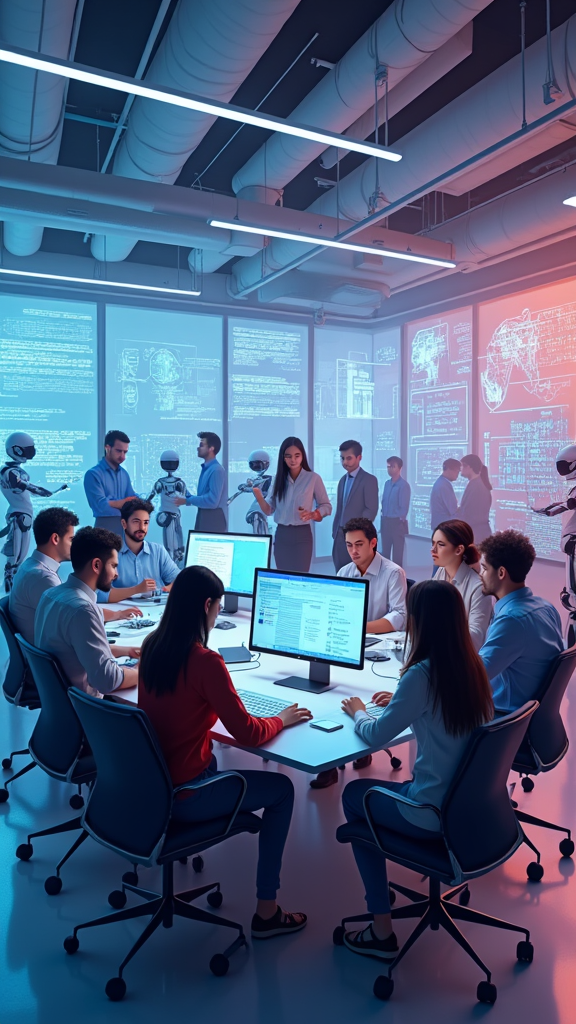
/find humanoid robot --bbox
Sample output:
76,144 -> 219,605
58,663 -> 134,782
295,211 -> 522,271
0,432 -> 58,592
147,450 -> 190,566
532,443 -> 576,646
227,450 -> 272,535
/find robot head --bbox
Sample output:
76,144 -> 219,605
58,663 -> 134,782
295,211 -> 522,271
160,449 -> 179,473
556,444 -> 576,481
5,431 -> 36,464
248,449 -> 270,474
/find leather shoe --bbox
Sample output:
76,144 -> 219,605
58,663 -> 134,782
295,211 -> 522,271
352,754 -> 373,770
310,768 -> 339,789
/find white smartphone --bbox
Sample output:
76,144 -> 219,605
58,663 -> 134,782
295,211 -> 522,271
310,720 -> 343,733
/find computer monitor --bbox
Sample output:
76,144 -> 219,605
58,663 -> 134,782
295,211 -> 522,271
249,568 -> 369,693
184,531 -> 272,613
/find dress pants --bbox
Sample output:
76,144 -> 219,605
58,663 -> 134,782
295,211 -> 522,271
195,508 -> 227,533
274,523 -> 313,572
332,530 -> 350,573
380,516 -> 407,567
95,516 -> 124,537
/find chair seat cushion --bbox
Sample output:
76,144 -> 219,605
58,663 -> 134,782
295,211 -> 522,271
336,820 -> 454,880
158,811 -> 262,863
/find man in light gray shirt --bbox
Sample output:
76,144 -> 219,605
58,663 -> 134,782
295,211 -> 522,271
10,507 -> 79,644
35,527 -> 140,697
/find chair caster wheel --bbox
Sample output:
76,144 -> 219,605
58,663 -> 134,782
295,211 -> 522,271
332,926 -> 345,946
69,793 -> 84,810
192,856 -> 204,873
390,757 -> 402,770
0,788 -> 9,802
521,777 -> 534,793
459,887 -> 471,906
516,940 -> 534,963
207,890 -> 223,909
64,935 -> 79,955
178,856 -> 188,865
105,977 -> 127,1001
44,875 -> 62,895
122,870 -> 138,886
210,953 -> 229,977
477,981 -> 497,1004
1,757 -> 12,769
16,842 -> 33,861
559,838 -> 574,857
374,975 -> 394,1001
527,861 -> 544,882
108,889 -> 127,909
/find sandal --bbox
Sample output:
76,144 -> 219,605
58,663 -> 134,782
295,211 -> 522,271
251,906 -> 307,939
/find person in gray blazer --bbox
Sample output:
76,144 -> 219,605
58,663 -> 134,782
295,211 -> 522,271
332,440 -> 379,572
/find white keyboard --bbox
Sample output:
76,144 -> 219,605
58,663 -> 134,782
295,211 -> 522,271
236,688 -> 293,718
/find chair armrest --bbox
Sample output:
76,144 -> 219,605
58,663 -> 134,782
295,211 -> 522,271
173,771 -> 247,837
363,785 -> 443,852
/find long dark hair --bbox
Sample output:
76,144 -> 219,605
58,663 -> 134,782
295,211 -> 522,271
461,453 -> 492,491
272,436 -> 311,502
401,580 -> 493,736
140,565 -> 224,696
433,520 -> 479,566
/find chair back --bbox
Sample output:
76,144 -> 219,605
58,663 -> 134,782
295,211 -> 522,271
0,597 -> 36,705
16,635 -> 85,779
68,689 -> 174,865
441,702 -> 537,874
520,646 -> 576,771
406,578 -> 416,593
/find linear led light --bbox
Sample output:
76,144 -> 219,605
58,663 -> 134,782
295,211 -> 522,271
0,267 -> 201,297
563,196 -> 576,207
208,219 -> 457,269
0,44 -> 402,164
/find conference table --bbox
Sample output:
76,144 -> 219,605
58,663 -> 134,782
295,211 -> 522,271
111,599 -> 410,774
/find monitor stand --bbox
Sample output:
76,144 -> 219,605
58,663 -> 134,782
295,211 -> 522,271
221,594 -> 238,615
274,661 -> 331,694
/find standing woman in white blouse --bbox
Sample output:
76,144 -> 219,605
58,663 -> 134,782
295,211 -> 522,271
252,437 -> 332,573
431,519 -> 493,650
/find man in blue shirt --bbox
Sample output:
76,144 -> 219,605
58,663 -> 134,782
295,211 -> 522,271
99,499 -> 180,604
84,430 -> 137,536
380,456 -> 411,567
175,431 -> 227,533
478,530 -> 563,712
430,458 -> 461,531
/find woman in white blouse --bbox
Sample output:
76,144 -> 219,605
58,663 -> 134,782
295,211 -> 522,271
253,436 -> 332,572
431,519 -> 493,650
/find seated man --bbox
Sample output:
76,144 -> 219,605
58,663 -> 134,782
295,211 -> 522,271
310,517 -> 407,790
100,499 -> 180,605
478,530 -> 563,711
35,527 -> 140,696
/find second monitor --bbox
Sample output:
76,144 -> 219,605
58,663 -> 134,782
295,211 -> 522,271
185,530 -> 272,613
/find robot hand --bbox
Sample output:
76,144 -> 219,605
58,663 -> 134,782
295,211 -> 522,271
532,500 -> 572,517
28,485 -> 53,498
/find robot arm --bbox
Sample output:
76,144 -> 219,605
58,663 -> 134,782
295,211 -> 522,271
532,497 -> 576,517
6,468 -> 51,498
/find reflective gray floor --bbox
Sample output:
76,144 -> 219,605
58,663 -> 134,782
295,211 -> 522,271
2,689 -> 576,1023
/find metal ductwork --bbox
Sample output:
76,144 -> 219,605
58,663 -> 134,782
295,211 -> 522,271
90,0 -> 300,263
231,14 -> 576,298
0,0 -> 78,256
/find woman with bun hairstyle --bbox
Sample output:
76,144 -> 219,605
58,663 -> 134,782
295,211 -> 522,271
431,519 -> 493,650
458,454 -> 492,543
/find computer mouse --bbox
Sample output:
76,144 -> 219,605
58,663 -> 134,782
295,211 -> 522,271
365,652 -> 390,662
215,620 -> 236,630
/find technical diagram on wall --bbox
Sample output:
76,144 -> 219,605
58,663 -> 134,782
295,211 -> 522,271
478,280 -> 576,561
406,307 -> 472,537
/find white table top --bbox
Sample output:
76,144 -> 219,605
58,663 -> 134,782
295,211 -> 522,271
111,601 -> 409,774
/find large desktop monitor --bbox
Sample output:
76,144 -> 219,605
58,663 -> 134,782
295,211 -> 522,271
185,531 -> 272,613
249,568 -> 369,692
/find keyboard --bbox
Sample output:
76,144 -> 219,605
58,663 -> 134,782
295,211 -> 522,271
236,688 -> 293,718
124,618 -> 156,629
364,701 -> 386,718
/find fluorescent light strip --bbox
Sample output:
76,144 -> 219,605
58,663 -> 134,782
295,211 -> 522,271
0,45 -> 402,164
563,196 -> 576,207
0,267 -> 201,296
209,219 -> 457,269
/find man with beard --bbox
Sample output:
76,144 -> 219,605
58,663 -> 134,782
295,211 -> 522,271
34,527 -> 140,696
99,499 -> 179,604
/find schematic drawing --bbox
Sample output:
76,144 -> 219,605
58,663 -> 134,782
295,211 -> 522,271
410,323 -> 449,386
116,345 -> 188,414
481,302 -> 576,411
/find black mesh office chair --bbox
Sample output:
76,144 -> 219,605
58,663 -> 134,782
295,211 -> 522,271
335,702 -> 538,1005
65,688 -> 262,1001
0,596 -> 39,783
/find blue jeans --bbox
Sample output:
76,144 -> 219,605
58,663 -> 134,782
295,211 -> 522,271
171,757 -> 294,901
342,779 -> 436,915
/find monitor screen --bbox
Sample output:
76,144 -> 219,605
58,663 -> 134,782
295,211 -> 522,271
249,569 -> 368,670
184,531 -> 272,596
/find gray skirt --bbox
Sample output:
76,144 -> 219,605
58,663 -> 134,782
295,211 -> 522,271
274,523 -> 313,573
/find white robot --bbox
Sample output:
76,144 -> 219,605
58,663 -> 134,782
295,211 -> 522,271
533,443 -> 576,645
227,450 -> 272,535
147,450 -> 190,566
0,432 -> 58,591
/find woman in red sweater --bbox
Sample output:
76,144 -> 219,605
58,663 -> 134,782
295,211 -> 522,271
139,564 -> 312,939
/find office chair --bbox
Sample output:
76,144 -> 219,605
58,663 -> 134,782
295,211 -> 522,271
0,596 -> 39,786
406,578 -> 416,592
65,689 -> 262,1001
335,701 -> 538,1005
511,645 -> 576,880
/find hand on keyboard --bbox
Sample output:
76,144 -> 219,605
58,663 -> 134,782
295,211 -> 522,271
236,689 -> 311,725
372,691 -> 393,708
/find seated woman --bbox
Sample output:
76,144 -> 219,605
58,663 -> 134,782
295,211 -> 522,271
340,580 -> 493,961
139,564 -> 312,939
431,519 -> 493,651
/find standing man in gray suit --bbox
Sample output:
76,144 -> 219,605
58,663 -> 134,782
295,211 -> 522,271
332,440 -> 379,572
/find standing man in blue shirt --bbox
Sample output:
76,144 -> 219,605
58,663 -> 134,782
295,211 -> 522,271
478,530 -> 563,712
175,431 -> 227,533
84,430 -> 137,536
430,458 -> 460,531
380,456 -> 411,568
331,440 -> 379,572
